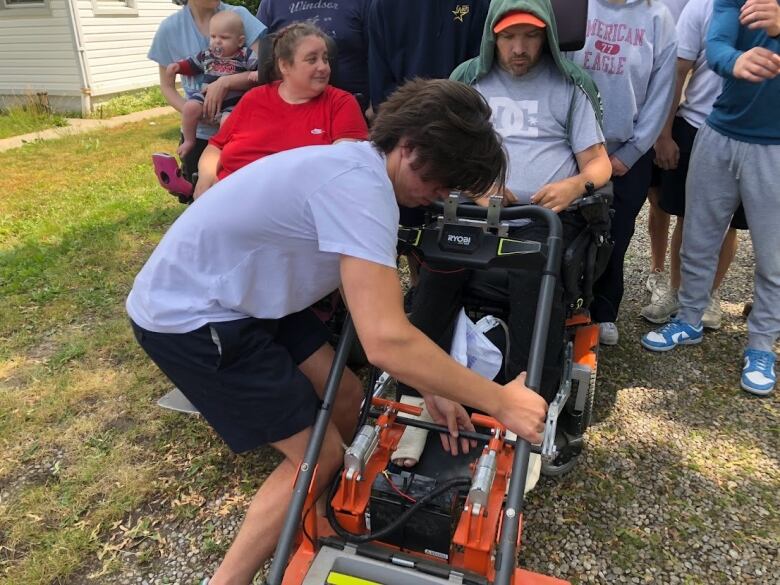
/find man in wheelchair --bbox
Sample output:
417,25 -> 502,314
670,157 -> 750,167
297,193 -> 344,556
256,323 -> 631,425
396,0 -> 612,471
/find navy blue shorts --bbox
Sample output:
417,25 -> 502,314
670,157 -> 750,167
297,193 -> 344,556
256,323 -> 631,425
132,309 -> 330,453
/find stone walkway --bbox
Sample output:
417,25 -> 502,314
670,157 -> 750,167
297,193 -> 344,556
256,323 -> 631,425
0,106 -> 176,153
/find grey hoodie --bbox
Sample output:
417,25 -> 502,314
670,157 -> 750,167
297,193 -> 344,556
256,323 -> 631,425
451,0 -> 603,128
567,0 -> 677,168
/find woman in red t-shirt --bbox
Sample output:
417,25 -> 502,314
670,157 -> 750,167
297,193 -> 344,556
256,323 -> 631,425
193,22 -> 369,198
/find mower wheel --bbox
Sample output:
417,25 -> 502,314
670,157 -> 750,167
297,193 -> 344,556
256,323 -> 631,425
541,431 -> 583,476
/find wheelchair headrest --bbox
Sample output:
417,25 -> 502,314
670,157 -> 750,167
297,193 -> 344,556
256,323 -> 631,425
255,31 -> 339,86
551,0 -> 588,52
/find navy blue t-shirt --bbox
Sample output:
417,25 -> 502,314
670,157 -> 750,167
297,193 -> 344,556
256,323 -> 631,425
257,0 -> 370,100
367,0 -> 490,109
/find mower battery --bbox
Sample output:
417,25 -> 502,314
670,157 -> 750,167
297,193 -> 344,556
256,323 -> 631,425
368,470 -> 463,560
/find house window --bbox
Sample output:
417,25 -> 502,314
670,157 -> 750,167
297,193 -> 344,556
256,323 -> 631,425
0,0 -> 50,15
92,0 -> 138,16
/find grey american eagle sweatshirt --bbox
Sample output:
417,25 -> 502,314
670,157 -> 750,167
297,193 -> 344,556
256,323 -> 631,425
567,0 -> 677,169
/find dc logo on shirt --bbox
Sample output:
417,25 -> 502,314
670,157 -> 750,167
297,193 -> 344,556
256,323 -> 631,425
488,97 -> 539,138
452,5 -> 470,22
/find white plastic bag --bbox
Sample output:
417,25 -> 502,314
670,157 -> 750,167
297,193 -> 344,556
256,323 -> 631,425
449,308 -> 504,381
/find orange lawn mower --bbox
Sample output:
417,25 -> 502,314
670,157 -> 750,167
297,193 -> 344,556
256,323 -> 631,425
263,189 -> 613,585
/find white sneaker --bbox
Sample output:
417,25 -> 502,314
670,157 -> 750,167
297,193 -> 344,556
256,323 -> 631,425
702,290 -> 723,330
646,268 -> 666,294
599,322 -> 619,346
640,286 -> 679,324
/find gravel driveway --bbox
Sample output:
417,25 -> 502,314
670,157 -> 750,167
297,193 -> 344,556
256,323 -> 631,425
98,203 -> 779,585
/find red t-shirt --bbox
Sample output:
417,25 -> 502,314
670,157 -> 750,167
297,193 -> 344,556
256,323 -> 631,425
209,82 -> 369,179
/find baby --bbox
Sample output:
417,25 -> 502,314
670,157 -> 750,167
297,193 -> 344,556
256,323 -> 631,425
166,10 -> 257,157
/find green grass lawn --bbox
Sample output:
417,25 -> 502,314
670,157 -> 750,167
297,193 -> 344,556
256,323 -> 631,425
0,107 -> 67,140
89,87 -> 168,120
0,88 -> 168,140
0,115 -> 222,584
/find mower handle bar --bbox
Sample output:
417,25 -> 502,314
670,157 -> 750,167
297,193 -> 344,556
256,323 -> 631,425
426,196 -> 564,585
266,202 -> 565,585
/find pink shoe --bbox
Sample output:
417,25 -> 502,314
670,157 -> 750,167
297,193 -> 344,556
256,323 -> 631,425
152,153 -> 193,203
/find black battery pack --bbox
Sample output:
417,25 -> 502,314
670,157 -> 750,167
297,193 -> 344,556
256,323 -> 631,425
368,471 -> 463,561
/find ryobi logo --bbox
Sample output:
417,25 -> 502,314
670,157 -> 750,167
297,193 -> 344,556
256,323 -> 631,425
447,234 -> 472,246
439,224 -> 481,253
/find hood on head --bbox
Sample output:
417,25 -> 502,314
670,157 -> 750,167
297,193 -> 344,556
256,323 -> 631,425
473,0 -> 562,80
450,0 -> 603,133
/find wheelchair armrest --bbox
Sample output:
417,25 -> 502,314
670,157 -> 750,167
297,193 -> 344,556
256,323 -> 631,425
567,182 -> 613,232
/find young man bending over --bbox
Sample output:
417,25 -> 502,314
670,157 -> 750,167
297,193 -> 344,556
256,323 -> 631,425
127,78 -> 548,585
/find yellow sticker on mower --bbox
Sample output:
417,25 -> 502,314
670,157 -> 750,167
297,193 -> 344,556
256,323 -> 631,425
326,571 -> 381,585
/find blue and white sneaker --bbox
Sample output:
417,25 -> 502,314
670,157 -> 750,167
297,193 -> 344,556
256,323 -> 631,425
741,349 -> 776,396
641,318 -> 703,352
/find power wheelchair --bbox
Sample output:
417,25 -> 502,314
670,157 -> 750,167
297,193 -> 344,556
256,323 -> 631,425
263,187 -> 613,585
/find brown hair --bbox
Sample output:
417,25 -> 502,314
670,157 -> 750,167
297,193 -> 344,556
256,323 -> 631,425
270,22 -> 329,79
371,78 -> 507,196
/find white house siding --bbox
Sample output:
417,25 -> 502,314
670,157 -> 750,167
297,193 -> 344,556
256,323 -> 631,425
77,0 -> 180,97
0,1 -> 82,102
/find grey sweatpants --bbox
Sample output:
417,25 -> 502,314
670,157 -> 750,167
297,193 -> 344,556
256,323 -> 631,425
678,124 -> 780,353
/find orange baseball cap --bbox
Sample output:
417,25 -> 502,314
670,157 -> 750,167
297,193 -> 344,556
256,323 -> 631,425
493,11 -> 546,33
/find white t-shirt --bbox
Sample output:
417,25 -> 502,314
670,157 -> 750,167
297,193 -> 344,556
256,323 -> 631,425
475,56 -> 604,203
675,0 -> 721,129
659,0 -> 689,23
127,142 -> 399,333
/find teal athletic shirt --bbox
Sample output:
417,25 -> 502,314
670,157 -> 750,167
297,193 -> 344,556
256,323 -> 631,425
706,0 -> 780,144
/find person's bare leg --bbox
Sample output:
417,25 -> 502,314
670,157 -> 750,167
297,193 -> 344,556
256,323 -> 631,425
670,218 -> 683,290
298,343 -> 363,442
208,344 -> 359,584
178,100 -> 203,158
713,228 -> 738,291
209,423 -> 344,585
648,188 -> 671,273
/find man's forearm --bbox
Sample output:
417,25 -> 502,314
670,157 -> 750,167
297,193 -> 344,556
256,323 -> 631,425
572,156 -> 612,192
366,323 -> 503,417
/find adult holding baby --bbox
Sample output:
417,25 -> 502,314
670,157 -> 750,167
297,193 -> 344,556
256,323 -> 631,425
192,22 -> 369,199
148,0 -> 267,181
167,11 -> 258,158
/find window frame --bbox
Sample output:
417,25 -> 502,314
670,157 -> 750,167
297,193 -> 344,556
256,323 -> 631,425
0,0 -> 51,16
91,0 -> 138,17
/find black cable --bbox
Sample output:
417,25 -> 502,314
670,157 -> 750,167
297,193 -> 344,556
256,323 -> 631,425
326,470 -> 471,544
